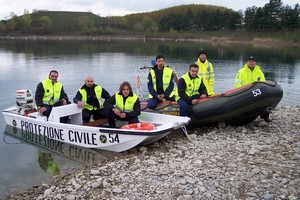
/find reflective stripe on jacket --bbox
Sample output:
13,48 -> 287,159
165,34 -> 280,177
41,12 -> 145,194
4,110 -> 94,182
235,64 -> 266,88
41,78 -> 62,105
79,85 -> 103,110
148,66 -> 174,98
196,59 -> 214,96
115,93 -> 139,112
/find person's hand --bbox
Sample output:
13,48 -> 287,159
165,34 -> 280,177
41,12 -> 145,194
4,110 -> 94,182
191,99 -> 198,105
113,108 -> 121,116
62,99 -> 67,105
200,94 -> 207,98
157,94 -> 164,101
119,113 -> 126,118
39,107 -> 47,113
77,101 -> 84,108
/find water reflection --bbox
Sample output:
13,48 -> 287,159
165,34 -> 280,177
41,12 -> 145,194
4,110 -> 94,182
3,125 -> 115,166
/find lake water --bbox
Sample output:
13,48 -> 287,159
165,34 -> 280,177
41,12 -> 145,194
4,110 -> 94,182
0,39 -> 300,198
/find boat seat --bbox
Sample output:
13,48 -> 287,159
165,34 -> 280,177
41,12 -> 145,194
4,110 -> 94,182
28,112 -> 47,121
48,104 -> 82,125
83,118 -> 108,127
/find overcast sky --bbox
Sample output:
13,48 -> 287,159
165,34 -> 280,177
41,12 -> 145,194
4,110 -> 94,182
0,0 -> 298,20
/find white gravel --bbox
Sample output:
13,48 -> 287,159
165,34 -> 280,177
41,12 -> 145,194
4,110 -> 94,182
5,105 -> 300,200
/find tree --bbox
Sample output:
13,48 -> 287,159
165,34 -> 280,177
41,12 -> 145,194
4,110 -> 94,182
20,14 -> 32,32
159,12 -> 186,31
142,16 -> 155,31
7,12 -> 18,31
39,16 -> 52,33
0,21 -> 6,32
244,6 -> 258,31
263,0 -> 283,30
133,22 -> 144,32
280,4 -> 300,30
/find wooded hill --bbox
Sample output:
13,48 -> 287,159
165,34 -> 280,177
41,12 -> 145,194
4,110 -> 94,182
0,1 -> 299,35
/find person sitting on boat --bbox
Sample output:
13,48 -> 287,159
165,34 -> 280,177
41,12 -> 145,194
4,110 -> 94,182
147,54 -> 176,109
235,56 -> 266,88
73,76 -> 111,123
104,81 -> 141,128
35,70 -> 70,123
176,64 -> 208,116
235,56 -> 271,122
195,50 -> 215,96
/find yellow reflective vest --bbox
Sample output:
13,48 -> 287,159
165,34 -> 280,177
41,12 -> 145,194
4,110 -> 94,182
148,66 -> 174,98
41,78 -> 63,105
175,72 -> 201,101
235,64 -> 266,88
115,93 -> 138,112
196,59 -> 214,96
79,85 -> 103,110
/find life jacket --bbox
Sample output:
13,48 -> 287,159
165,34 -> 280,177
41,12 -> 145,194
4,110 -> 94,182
196,59 -> 214,96
235,64 -> 266,88
175,72 -> 201,101
148,66 -> 175,98
41,78 -> 62,105
79,85 -> 103,110
115,92 -> 139,112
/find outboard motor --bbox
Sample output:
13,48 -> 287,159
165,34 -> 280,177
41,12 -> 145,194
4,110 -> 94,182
15,90 -> 35,114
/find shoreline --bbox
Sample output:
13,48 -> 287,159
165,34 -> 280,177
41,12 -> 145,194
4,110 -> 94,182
4,105 -> 300,200
0,35 -> 299,47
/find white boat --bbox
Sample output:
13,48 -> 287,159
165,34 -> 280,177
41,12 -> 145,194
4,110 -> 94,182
3,124 -> 113,165
2,90 -> 190,152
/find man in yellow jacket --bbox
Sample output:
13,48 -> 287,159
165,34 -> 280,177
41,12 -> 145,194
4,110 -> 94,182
235,56 -> 266,88
235,56 -> 271,122
73,76 -> 110,123
35,70 -> 69,123
196,50 -> 214,96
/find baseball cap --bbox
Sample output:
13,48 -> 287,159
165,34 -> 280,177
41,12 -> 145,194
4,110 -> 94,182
248,56 -> 256,61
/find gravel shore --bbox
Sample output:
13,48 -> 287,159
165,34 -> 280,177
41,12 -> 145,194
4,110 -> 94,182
5,105 -> 300,200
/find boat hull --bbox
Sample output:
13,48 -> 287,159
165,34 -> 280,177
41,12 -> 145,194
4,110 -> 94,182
141,81 -> 283,126
2,104 -> 190,152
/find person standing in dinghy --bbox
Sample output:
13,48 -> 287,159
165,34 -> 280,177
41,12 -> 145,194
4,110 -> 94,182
176,64 -> 208,116
104,81 -> 141,128
147,54 -> 176,109
35,70 -> 70,123
195,50 -> 215,96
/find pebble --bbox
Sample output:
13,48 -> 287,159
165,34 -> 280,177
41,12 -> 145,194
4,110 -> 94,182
4,105 -> 300,200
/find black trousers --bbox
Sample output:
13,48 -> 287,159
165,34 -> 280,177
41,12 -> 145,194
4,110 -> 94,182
106,109 -> 139,128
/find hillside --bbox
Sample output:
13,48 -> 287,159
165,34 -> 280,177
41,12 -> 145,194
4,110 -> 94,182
0,3 -> 299,45
29,11 -> 108,31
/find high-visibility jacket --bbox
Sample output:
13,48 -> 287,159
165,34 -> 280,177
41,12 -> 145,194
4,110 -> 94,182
196,59 -> 214,96
41,78 -> 62,105
235,64 -> 266,88
115,93 -> 139,112
175,72 -> 201,101
79,85 -> 103,110
148,66 -> 175,98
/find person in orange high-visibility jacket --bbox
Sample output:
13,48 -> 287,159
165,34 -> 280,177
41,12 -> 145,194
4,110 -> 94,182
195,50 -> 215,96
235,56 -> 271,122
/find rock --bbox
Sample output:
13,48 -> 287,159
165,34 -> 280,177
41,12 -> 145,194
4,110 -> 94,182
4,106 -> 300,200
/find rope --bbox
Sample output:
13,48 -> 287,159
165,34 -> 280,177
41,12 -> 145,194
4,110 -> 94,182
180,125 -> 191,141
3,135 -> 23,144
